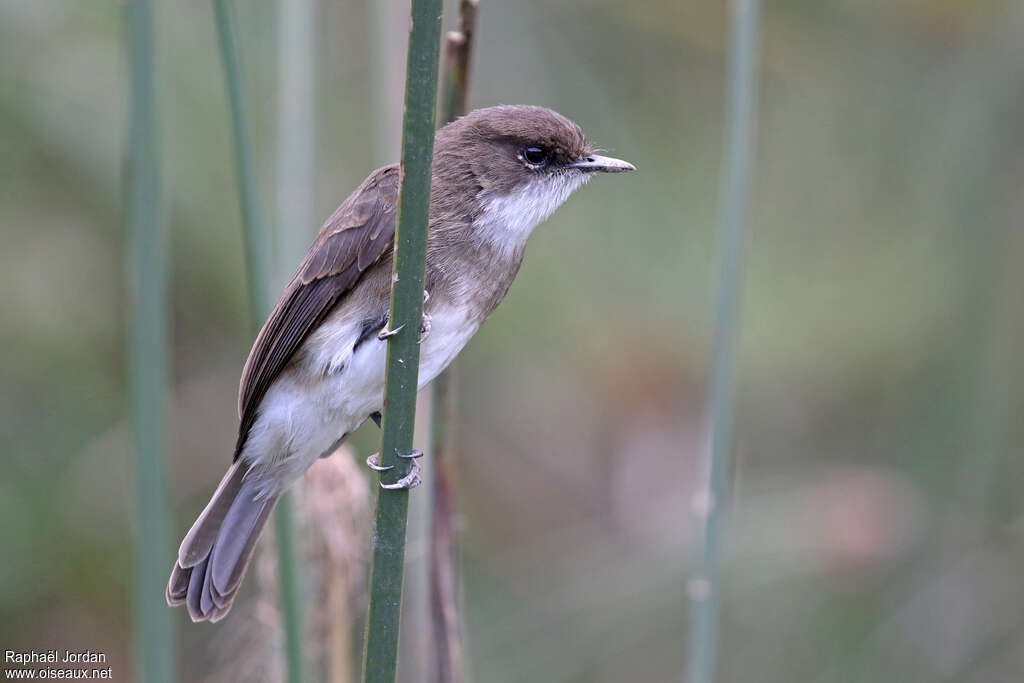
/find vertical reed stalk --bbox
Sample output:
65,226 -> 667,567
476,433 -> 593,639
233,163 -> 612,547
275,0 -> 316,287
686,0 -> 761,682
439,1 -> 478,126
361,0 -> 444,680
273,495 -> 306,683
429,3 -> 478,681
366,0 -> 405,166
126,1 -> 174,681
212,2 -> 306,681
212,0 -> 270,321
274,0 -> 317,676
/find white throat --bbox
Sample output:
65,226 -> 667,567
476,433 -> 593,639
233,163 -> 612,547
475,172 -> 592,255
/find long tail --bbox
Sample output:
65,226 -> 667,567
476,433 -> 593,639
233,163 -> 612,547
166,462 -> 278,622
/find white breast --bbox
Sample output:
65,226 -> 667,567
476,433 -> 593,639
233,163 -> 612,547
476,172 -> 591,257
417,304 -> 479,385
240,302 -> 480,497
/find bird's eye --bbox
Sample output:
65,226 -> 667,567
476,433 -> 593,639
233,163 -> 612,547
521,146 -> 549,165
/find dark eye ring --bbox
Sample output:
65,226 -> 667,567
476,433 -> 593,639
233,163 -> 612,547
521,146 -> 548,165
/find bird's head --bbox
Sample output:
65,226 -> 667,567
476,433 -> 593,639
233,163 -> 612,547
432,105 -> 635,248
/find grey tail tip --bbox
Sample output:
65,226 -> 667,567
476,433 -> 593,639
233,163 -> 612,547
166,462 -> 277,623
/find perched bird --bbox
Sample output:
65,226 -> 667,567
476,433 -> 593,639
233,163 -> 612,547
167,105 -> 634,622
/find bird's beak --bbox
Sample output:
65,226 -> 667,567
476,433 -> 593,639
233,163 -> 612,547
569,154 -> 636,173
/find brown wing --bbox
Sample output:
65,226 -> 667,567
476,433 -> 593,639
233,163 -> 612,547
233,165 -> 399,459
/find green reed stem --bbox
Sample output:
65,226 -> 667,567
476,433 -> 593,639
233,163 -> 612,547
428,3 -> 478,681
126,1 -> 175,681
686,0 -> 761,682
361,0 -> 444,681
212,2 -> 306,681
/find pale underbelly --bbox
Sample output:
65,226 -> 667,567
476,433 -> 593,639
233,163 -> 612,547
241,305 -> 477,495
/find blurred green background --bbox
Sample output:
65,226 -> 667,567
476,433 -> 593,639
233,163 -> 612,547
2,0 -> 1023,681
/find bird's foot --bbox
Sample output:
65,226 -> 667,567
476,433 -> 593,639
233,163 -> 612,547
417,289 -> 432,343
365,452 -> 391,471
382,461 -> 422,490
418,313 -> 432,344
377,322 -> 406,340
366,449 -> 424,489
378,291 -> 431,343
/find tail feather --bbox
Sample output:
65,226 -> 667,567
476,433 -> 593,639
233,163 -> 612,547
185,555 -> 208,620
199,556 -> 217,617
210,492 -> 276,597
166,562 -> 191,604
178,462 -> 248,568
167,462 -> 279,622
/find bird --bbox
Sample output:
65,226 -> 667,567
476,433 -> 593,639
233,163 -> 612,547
166,104 -> 635,622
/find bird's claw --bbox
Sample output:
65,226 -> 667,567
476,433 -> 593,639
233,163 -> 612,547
367,449 -> 425,488
417,290 -> 432,344
418,313 -> 432,344
380,460 -> 422,490
377,322 -> 406,340
365,452 -> 392,472
380,291 -> 431,344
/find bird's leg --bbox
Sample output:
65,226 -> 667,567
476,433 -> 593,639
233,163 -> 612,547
379,448 -> 424,490
377,318 -> 406,340
419,314 -> 432,344
365,452 -> 392,471
366,448 -> 424,488
419,290 -> 432,344
378,291 -> 431,343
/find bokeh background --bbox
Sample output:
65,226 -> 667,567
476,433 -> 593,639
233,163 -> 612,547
3,0 -> 1024,681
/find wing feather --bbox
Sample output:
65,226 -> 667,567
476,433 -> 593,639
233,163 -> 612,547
233,165 -> 400,459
